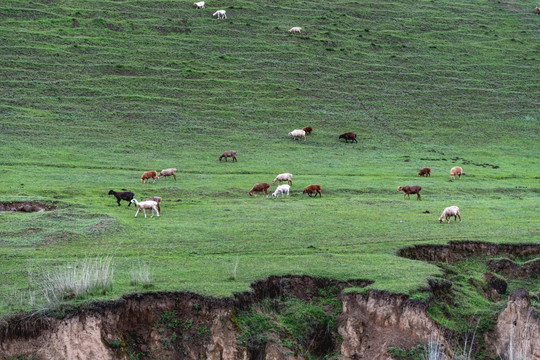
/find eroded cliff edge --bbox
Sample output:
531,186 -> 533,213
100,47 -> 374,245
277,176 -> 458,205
1,241 -> 538,360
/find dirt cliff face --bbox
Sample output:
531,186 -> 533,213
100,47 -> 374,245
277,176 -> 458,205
487,288 -> 540,360
338,291 -> 448,360
0,315 -> 115,360
398,241 -> 540,263
0,292 -> 244,360
0,280 -> 441,360
1,242 -> 539,360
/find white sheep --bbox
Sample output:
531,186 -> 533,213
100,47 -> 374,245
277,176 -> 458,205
157,168 -> 177,181
272,184 -> 290,198
272,173 -> 293,186
131,199 -> 160,218
439,206 -> 461,223
288,27 -> 302,35
450,166 -> 463,180
213,10 -> 227,19
288,129 -> 306,141
193,1 -> 205,8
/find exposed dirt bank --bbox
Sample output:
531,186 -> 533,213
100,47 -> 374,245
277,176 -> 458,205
1,242 -> 539,360
338,291 -> 448,359
487,288 -> 540,359
0,277 -> 374,360
397,241 -> 540,263
0,201 -> 56,212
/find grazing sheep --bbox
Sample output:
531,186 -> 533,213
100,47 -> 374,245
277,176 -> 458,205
141,170 -> 158,184
219,150 -> 237,162
193,1 -> 205,8
157,168 -> 177,181
131,199 -> 159,218
248,183 -> 270,196
145,196 -> 162,214
272,173 -> 293,186
272,184 -> 290,198
303,184 -> 321,197
439,206 -> 461,223
339,132 -> 357,143
108,189 -> 135,207
302,126 -> 313,135
397,185 -> 422,200
288,27 -> 302,35
536,6 -> 540,14
213,10 -> 227,19
418,168 -> 431,177
288,129 -> 306,141
450,166 -> 463,180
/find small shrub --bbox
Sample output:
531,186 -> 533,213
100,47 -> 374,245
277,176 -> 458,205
235,307 -> 274,347
159,310 -> 179,329
159,337 -> 170,349
278,297 -> 331,348
196,325 -> 210,339
388,343 -> 425,360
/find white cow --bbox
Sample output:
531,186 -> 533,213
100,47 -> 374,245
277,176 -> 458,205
272,184 -> 290,198
439,206 -> 461,223
213,10 -> 227,19
288,129 -> 306,141
288,27 -> 302,35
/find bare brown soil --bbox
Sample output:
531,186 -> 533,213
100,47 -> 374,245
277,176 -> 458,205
0,201 -> 56,212
397,240 -> 540,263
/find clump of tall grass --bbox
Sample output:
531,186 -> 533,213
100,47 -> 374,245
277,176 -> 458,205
41,257 -> 114,307
421,319 -> 479,360
423,334 -> 444,360
229,258 -> 239,281
129,260 -> 152,288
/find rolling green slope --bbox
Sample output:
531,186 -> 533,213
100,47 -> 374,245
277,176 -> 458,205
0,0 -> 538,314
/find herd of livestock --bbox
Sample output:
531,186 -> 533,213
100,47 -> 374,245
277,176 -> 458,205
108,127 -> 464,223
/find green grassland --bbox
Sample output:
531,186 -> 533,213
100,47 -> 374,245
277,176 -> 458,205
0,0 -> 538,314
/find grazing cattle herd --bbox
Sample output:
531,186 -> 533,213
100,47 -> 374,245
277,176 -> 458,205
126,1 -> 530,221
111,125 -> 465,223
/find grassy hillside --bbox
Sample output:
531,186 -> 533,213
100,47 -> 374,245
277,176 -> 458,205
0,0 -> 538,314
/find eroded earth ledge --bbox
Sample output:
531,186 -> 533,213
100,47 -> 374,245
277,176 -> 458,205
0,202 -> 56,212
1,242 -> 539,360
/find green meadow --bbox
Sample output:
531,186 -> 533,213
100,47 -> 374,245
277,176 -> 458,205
0,0 -> 538,315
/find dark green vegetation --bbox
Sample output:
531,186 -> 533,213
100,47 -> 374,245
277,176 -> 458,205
235,287 -> 342,358
0,0 -> 538,316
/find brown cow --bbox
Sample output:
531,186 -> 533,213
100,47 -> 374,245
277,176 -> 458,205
141,170 -> 157,184
248,183 -> 270,196
397,185 -> 422,200
219,150 -> 237,162
303,184 -> 321,197
339,132 -> 357,143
